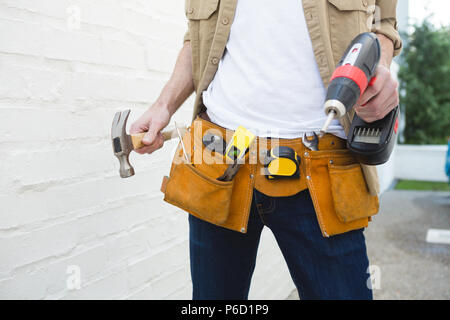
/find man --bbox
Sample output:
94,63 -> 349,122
131,0 -> 401,299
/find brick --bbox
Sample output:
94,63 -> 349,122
3,142 -> 116,186
142,212 -> 188,249
126,283 -> 157,300
0,244 -> 109,299
63,269 -> 128,300
77,0 -> 124,29
0,272 -> 47,300
0,168 -> 169,230
144,1 -> 186,19
2,0 -> 71,19
0,221 -> 78,274
101,39 -> 146,69
45,245 -> 108,296
125,76 -> 163,103
126,241 -> 188,290
76,195 -> 167,244
151,266 -> 189,299
43,28 -> 102,64
70,72 -> 127,101
166,284 -> 191,300
146,41 -> 178,73
3,135 -> 173,188
0,19 -> 45,56
0,108 -> 112,143
103,229 -> 149,266
0,64 -> 70,101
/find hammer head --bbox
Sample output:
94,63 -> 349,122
111,109 -> 135,178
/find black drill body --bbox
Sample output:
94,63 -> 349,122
325,32 -> 399,165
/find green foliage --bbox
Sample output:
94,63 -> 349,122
398,20 -> 450,144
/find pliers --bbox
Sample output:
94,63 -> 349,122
217,162 -> 242,182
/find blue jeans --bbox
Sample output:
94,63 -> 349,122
189,189 -> 372,300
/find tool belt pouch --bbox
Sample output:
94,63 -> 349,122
160,118 -> 255,233
162,159 -> 234,225
305,149 -> 379,237
329,163 -> 379,223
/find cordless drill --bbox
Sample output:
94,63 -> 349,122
321,32 -> 399,165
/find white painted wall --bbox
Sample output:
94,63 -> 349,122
394,145 -> 448,182
0,0 -> 294,299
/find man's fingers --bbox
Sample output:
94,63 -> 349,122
376,95 -> 399,119
355,98 -> 389,123
363,80 -> 398,114
144,133 -> 164,154
356,73 -> 387,107
355,94 -> 398,123
354,63 -> 399,123
134,146 -> 152,155
142,126 -> 156,144
357,86 -> 378,107
133,129 -> 156,154
135,132 -> 164,154
142,120 -> 167,144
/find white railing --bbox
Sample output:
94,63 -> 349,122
394,144 -> 448,182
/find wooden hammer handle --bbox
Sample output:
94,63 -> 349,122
130,127 -> 188,150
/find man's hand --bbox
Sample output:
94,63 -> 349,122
354,34 -> 399,123
130,103 -> 171,154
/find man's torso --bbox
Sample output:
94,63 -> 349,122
202,0 -> 345,139
183,0 -> 396,195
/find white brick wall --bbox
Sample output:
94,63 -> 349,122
0,0 -> 294,299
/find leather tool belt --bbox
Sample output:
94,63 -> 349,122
161,115 -> 379,237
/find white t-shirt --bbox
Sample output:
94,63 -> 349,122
203,0 -> 345,139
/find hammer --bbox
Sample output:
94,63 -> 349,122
111,109 -> 187,178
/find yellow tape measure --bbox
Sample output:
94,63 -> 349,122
265,146 -> 301,180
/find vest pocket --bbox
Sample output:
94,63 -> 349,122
328,0 -> 374,12
185,0 -> 220,79
186,0 -> 219,41
185,0 -> 219,20
327,0 -> 376,63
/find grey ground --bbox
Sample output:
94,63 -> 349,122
287,190 -> 450,300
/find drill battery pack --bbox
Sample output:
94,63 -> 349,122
347,106 -> 400,165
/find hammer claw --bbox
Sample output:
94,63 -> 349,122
118,110 -> 130,135
111,111 -> 122,137
111,109 -> 134,178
